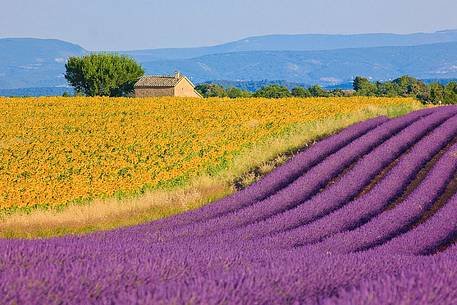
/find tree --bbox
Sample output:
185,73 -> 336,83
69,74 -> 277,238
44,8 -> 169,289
392,75 -> 428,97
376,81 -> 400,97
195,84 -> 226,97
65,53 -> 144,97
330,89 -> 352,97
446,81 -> 457,93
428,83 -> 445,104
253,85 -> 291,98
226,87 -> 251,98
308,85 -> 327,97
353,76 -> 376,95
291,87 -> 311,98
443,81 -> 457,104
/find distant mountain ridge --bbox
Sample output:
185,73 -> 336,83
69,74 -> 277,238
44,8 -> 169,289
1,30 -> 457,90
0,38 -> 86,89
122,29 -> 457,61
140,42 -> 457,86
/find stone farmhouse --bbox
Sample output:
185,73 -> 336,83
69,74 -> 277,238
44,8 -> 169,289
134,72 -> 202,98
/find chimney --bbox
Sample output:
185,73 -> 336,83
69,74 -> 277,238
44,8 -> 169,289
175,71 -> 181,79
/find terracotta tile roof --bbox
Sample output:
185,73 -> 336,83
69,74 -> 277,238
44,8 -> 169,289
134,74 -> 182,88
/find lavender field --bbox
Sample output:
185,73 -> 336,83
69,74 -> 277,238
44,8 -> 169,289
1,106 -> 457,305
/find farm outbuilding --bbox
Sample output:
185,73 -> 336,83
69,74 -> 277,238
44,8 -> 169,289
134,72 -> 202,98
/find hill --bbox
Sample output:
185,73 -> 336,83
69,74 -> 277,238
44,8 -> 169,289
0,38 -> 86,89
122,29 -> 457,60
141,42 -> 457,86
1,31 -> 457,89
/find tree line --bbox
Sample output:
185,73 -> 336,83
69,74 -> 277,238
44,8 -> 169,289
63,53 -> 456,105
196,76 -> 457,105
195,84 -> 353,99
352,76 -> 457,105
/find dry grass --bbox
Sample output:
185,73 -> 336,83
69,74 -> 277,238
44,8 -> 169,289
0,101 -> 424,239
0,176 -> 229,239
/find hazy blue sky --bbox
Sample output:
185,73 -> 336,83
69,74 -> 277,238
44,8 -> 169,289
1,0 -> 456,51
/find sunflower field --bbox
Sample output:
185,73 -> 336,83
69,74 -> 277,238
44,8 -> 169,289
0,96 -> 418,209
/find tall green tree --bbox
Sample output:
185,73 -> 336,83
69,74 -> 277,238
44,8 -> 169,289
195,84 -> 227,97
443,81 -> 457,104
308,85 -> 328,97
376,81 -> 400,97
353,76 -> 376,96
291,87 -> 312,97
392,75 -> 428,97
226,87 -> 251,98
65,53 -> 144,97
429,83 -> 445,104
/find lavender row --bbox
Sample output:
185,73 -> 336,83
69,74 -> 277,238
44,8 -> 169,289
226,110 -> 457,245
312,139 -> 457,254
373,183 -> 457,255
442,242 -> 457,255
322,257 -> 457,305
140,107 -> 437,242
0,239 -> 433,304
